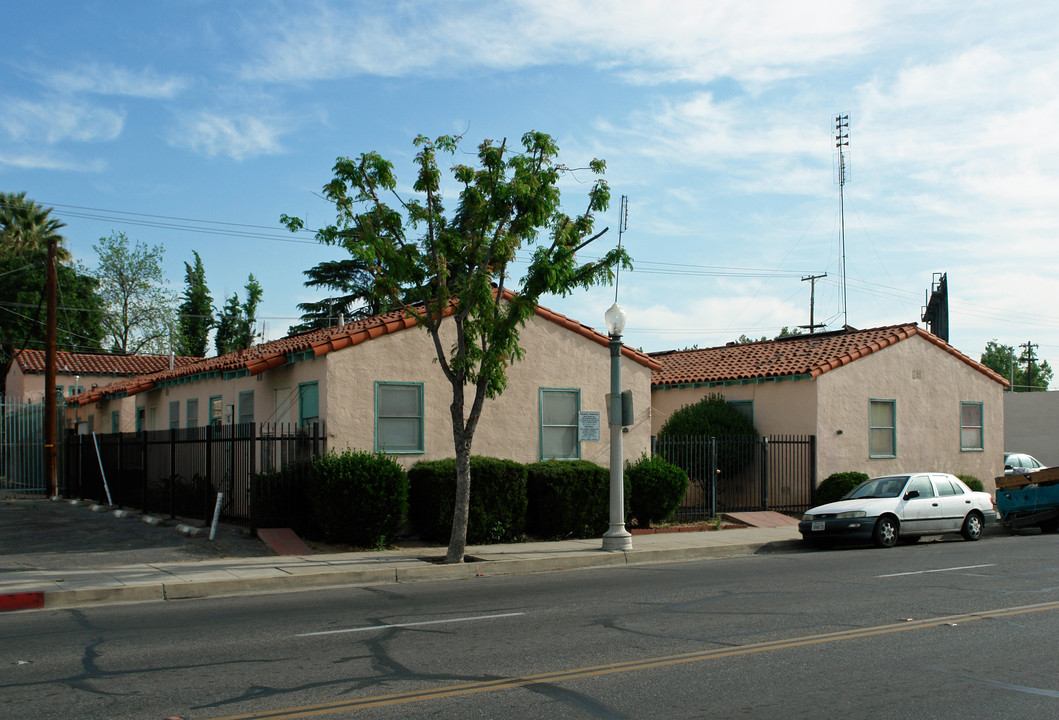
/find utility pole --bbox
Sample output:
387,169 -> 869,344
1020,341 -> 1039,392
799,273 -> 827,333
44,233 -> 58,497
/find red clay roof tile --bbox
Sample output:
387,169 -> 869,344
13,349 -> 201,377
73,293 -> 659,405
650,324 -> 1009,388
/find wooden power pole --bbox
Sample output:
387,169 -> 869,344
44,233 -> 58,496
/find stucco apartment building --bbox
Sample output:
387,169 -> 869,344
5,350 -> 201,430
650,324 -> 1009,492
68,299 -> 659,469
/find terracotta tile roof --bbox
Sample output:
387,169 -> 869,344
13,349 -> 202,377
650,323 -> 1010,388
73,292 -> 660,405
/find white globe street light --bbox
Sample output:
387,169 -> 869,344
602,303 -> 632,552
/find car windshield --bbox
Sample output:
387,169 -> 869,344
844,476 -> 910,500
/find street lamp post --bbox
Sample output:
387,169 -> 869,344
602,302 -> 632,551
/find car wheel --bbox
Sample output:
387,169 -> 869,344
872,516 -> 899,548
961,511 -> 984,541
1038,518 -> 1059,534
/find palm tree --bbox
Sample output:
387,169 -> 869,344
0,192 -> 71,262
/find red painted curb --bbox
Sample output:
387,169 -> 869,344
0,592 -> 45,612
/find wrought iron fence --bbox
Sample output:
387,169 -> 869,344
1,396 -> 64,495
63,422 -> 326,530
653,434 -> 815,520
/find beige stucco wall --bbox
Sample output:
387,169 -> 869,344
325,311 -> 653,469
5,365 -> 119,404
651,378 -> 817,437
816,335 -> 1004,491
72,312 -> 653,470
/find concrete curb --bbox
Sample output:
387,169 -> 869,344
0,539 -> 799,612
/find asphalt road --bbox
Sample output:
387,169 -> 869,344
0,496 -> 270,570
3,529 -> 1059,719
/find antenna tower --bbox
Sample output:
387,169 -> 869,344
614,195 -> 628,303
833,113 -> 851,328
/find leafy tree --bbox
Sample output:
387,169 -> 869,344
980,339 -> 1053,391
93,232 -> 177,355
0,247 -> 105,395
0,192 -> 71,263
214,274 -> 263,355
288,257 -> 390,334
175,251 -> 213,357
735,326 -> 803,344
283,131 -> 628,563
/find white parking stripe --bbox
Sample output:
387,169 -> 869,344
877,563 -> 995,578
296,612 -> 526,637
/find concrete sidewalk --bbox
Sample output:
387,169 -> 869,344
0,497 -> 802,612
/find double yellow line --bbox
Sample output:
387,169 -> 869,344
208,600 -> 1059,719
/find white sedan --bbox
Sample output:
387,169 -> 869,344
799,473 -> 997,548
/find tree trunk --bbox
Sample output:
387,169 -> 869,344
445,437 -> 472,563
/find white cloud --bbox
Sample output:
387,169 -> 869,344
0,150 -> 105,172
171,112 -> 287,160
47,63 -> 188,99
240,0 -> 887,85
0,97 -> 124,143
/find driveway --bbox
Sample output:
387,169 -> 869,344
0,495 -> 270,571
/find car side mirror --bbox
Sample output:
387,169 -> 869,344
903,490 -> 920,500
1004,465 -> 1013,470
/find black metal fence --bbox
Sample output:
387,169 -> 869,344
653,434 -> 816,520
62,422 -> 326,530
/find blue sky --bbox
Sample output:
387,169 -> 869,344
3,1 -> 1058,381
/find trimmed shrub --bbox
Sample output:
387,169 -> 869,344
656,393 -> 759,480
408,457 -> 528,544
957,474 -> 984,492
526,460 -> 623,539
813,471 -> 869,505
626,453 -> 689,527
304,449 -> 408,548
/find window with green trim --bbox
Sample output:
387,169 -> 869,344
239,391 -> 254,425
869,399 -> 896,458
375,382 -> 423,453
960,401 -> 984,451
729,400 -> 754,424
209,395 -> 223,427
135,407 -> 145,433
540,388 -> 581,460
186,398 -> 199,429
111,411 -> 120,433
298,382 -> 319,427
169,401 -> 180,429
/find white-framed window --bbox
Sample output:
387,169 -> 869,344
869,399 -> 896,458
540,388 -> 581,460
375,382 -> 423,453
960,401 -> 984,451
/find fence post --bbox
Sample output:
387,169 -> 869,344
204,424 -> 213,525
709,436 -> 718,518
760,436 -> 769,510
139,430 -> 148,512
169,428 -> 177,519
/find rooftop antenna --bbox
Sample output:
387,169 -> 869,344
614,194 -> 628,304
833,112 -> 851,328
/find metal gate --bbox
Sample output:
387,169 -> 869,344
653,434 -> 816,520
1,397 -> 63,494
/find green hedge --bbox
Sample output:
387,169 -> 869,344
304,449 -> 408,548
957,474 -> 984,492
813,471 -> 868,505
627,453 -> 689,527
525,460 -> 621,539
408,457 -> 528,544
